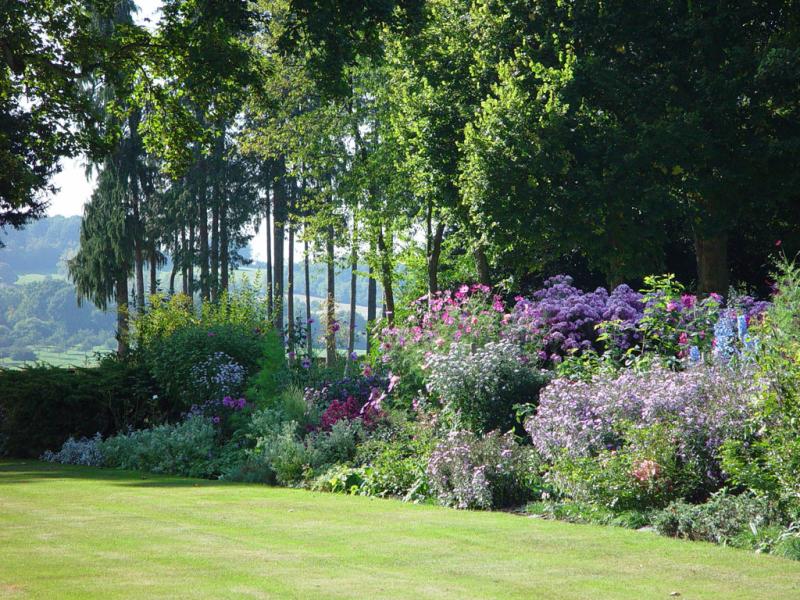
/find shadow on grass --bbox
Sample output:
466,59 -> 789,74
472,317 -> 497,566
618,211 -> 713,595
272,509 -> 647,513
0,460 -> 240,489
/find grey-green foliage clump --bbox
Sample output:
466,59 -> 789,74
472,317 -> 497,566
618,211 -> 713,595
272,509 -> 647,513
100,416 -> 225,479
41,434 -> 105,467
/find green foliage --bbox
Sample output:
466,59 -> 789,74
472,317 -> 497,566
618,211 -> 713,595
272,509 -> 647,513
0,357 -> 161,457
720,257 -> 800,502
133,288 -> 283,412
244,333 -> 291,410
101,416 -> 232,479
352,416 -> 437,500
652,491 -> 787,551
0,0 -> 128,230
527,501 -> 649,530
755,257 -> 800,421
426,340 -> 550,433
548,423 -> 703,512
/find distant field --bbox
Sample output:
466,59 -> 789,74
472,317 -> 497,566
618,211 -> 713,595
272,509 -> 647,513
4,267 -> 370,369
0,345 -> 111,369
14,272 -> 68,284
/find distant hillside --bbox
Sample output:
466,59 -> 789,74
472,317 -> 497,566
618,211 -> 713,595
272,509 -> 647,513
0,216 -> 384,367
0,216 -> 81,283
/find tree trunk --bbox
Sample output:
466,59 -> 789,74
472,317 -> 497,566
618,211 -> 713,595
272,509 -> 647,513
428,219 -> 444,297
115,274 -> 128,357
220,195 -> 229,294
188,222 -> 195,301
346,223 -> 357,372
304,232 -> 312,358
169,235 -> 178,296
273,160 -> 287,333
694,231 -> 730,295
210,130 -> 224,302
377,224 -> 395,326
473,245 -> 491,286
367,254 -> 377,354
198,162 -> 210,303
181,226 -> 188,295
326,224 -> 337,366
131,176 -> 145,312
287,208 -> 295,358
266,185 -> 273,318
149,249 -> 157,296
211,200 -> 219,302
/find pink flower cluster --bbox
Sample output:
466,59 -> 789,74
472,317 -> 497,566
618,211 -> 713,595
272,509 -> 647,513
319,395 -> 383,431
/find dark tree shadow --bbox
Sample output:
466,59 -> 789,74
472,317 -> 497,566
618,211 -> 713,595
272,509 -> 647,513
0,460 -> 245,489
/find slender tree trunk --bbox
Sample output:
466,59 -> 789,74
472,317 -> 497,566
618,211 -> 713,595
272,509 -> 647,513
198,162 -> 210,302
133,238 -> 145,312
220,195 -> 229,294
131,176 -> 145,312
210,130 -> 224,302
188,222 -> 195,301
367,254 -> 377,354
377,224 -> 395,325
266,187 -> 273,317
181,226 -> 188,295
287,206 -> 295,358
325,224 -> 336,366
694,231 -> 729,295
211,201 -> 219,302
169,235 -> 178,296
304,233 -> 312,358
346,222 -> 357,371
273,160 -> 287,333
149,249 -> 157,296
428,219 -> 445,296
473,245 -> 491,286
115,274 -> 128,357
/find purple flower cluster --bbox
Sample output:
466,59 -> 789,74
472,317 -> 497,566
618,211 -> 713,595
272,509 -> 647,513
526,365 -> 757,471
508,275 -> 644,362
222,396 -> 247,410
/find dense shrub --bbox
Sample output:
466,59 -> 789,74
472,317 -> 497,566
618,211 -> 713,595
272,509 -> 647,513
652,491 -> 786,549
0,357 -> 162,457
528,364 -> 758,506
427,430 -> 541,509
353,416 -> 438,499
134,288 -> 282,413
547,423 -> 707,510
100,416 -> 232,479
141,323 -> 270,413
426,340 -> 549,433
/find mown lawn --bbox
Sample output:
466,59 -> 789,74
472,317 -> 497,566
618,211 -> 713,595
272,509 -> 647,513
0,461 -> 798,599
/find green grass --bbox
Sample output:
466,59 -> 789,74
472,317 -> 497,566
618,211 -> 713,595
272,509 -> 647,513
1,461 -> 798,599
